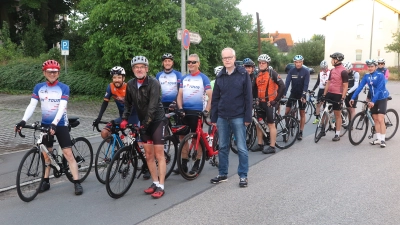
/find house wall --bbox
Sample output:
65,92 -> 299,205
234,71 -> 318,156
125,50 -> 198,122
324,0 -> 399,67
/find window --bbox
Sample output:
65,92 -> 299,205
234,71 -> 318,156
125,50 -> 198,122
356,24 -> 364,39
356,49 -> 362,61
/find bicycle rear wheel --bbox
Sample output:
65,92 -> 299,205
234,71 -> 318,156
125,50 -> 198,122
16,147 -> 45,202
163,135 -> 178,179
348,112 -> 368,145
275,115 -> 299,149
314,112 -> 329,143
95,136 -> 122,184
230,122 -> 255,154
105,145 -> 138,199
385,109 -> 399,140
177,133 -> 206,180
66,137 -> 93,183
340,108 -> 350,137
304,101 -> 313,124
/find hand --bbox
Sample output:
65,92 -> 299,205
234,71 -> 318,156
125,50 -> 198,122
268,101 -> 277,107
367,102 -> 374,109
320,95 -> 326,102
93,118 -> 100,126
120,119 -> 128,129
139,124 -> 148,136
301,96 -> 306,103
15,120 -> 26,132
168,101 -> 177,112
49,124 -> 57,135
349,99 -> 354,107
244,122 -> 250,126
212,123 -> 217,127
202,110 -> 209,117
177,109 -> 185,117
346,92 -> 349,96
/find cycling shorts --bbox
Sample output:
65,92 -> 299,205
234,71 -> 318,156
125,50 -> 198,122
345,92 -> 358,108
182,110 -> 202,132
325,93 -> 342,111
370,98 -> 387,115
286,94 -> 306,110
41,125 -> 72,149
258,102 -> 276,124
141,119 -> 167,145
317,89 -> 324,99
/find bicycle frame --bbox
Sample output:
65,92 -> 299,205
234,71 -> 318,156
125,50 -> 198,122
193,114 -> 218,158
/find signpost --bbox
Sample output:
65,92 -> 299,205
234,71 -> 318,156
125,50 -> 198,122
177,29 -> 202,74
182,29 -> 190,50
61,40 -> 69,73
177,29 -> 202,44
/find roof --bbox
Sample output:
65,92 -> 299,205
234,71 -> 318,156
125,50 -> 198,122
273,39 -> 290,52
321,0 -> 400,20
269,31 -> 294,46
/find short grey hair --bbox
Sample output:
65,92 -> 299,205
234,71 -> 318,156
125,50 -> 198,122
189,54 -> 200,63
221,47 -> 236,56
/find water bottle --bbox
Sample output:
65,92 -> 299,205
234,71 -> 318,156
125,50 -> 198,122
40,145 -> 60,171
330,113 -> 336,129
258,118 -> 269,132
121,134 -> 129,145
208,135 -> 214,147
205,133 -> 211,146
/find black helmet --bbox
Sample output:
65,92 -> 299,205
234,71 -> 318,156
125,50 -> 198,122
162,53 -> 174,61
330,52 -> 344,61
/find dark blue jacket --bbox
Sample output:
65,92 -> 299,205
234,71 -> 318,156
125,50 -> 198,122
284,66 -> 310,97
211,66 -> 252,123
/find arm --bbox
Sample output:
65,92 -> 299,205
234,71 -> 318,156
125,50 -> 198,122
347,72 -> 360,94
371,74 -> 386,103
202,74 -> 212,112
271,71 -> 285,102
97,100 -> 109,119
323,72 -> 332,96
205,89 -> 212,112
177,88 -> 183,109
122,83 -> 133,120
243,74 -> 253,124
51,100 -> 67,125
143,80 -> 162,125
284,71 -> 291,96
302,70 -> 310,98
210,78 -> 220,123
341,70 -> 349,99
252,77 -> 258,99
312,74 -> 320,91
351,76 -> 367,100
22,98 -> 39,122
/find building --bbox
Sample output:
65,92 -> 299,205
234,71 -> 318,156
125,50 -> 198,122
261,31 -> 294,54
321,0 -> 400,67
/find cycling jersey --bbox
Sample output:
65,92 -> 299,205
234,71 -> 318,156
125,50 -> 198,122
284,66 -> 310,97
312,70 -> 330,90
104,83 -> 126,117
253,69 -> 285,102
376,67 -> 389,81
23,80 -> 69,126
156,69 -> 182,103
328,64 -> 348,95
352,70 -> 389,103
347,71 -> 360,94
180,71 -> 211,111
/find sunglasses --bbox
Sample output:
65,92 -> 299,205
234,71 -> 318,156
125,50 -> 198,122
378,63 -> 384,65
187,61 -> 198,65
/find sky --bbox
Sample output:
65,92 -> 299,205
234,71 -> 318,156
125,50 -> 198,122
237,0 -> 347,42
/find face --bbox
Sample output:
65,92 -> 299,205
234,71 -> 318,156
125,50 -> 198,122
378,62 -> 385,68
163,59 -> 174,70
132,64 -> 148,79
367,65 -> 377,73
112,75 -> 125,88
221,49 -> 236,69
244,66 -> 254,74
330,58 -> 338,66
187,56 -> 200,73
43,70 -> 60,83
258,61 -> 268,71
294,60 -> 303,69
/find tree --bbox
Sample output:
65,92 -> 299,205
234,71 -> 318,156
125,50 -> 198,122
385,30 -> 400,73
289,35 -> 325,66
22,20 -> 46,57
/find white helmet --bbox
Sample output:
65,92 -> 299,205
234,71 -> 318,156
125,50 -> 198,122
258,54 -> 271,63
320,60 -> 328,69
214,66 -> 223,75
131,56 -> 149,67
343,62 -> 352,70
110,66 -> 126,76
377,58 -> 385,64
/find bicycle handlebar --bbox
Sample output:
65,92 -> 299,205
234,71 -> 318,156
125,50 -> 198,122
15,121 -> 49,138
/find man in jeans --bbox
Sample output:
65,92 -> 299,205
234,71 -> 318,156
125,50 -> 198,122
210,47 -> 252,187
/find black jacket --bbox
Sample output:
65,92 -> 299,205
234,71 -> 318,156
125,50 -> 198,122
123,76 -> 165,126
211,66 -> 252,123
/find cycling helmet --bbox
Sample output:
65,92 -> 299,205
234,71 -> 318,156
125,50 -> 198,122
162,53 -> 174,61
293,55 -> 304,61
343,62 -> 352,70
42,60 -> 60,71
377,58 -> 385,64
131,56 -> 149,67
258,54 -> 271,63
320,60 -> 328,69
243,58 -> 255,66
329,52 -> 344,61
365,59 -> 378,66
214,66 -> 223,75
110,66 -> 126,76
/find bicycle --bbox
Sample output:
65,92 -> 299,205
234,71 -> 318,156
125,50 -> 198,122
230,107 -> 257,153
176,112 -> 219,180
314,99 -> 350,143
105,124 -> 178,199
348,97 -> 399,145
283,97 -> 313,124
16,117 -> 93,202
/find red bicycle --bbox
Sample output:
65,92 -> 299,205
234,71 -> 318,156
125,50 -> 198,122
176,112 -> 219,180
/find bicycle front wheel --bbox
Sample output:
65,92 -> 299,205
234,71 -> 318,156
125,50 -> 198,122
163,135 -> 178,179
304,101 -> 313,124
348,112 -> 368,145
275,115 -> 299,149
95,136 -> 122,184
230,122 -> 255,154
105,145 -> 138,199
16,147 -> 45,202
314,112 -> 329,143
177,133 -> 206,180
385,109 -> 399,140
340,108 -> 350,137
67,137 -> 93,183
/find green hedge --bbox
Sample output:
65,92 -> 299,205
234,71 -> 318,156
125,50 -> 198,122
0,58 -> 109,96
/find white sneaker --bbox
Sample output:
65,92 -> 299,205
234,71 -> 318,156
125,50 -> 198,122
380,141 -> 386,148
370,139 -> 380,145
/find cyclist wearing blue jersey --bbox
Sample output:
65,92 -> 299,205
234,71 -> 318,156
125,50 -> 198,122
15,60 -> 83,195
350,59 -> 390,148
242,58 -> 256,84
156,53 -> 182,111
176,53 -> 212,175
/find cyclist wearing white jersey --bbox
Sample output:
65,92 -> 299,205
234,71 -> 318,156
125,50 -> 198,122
312,60 -> 330,124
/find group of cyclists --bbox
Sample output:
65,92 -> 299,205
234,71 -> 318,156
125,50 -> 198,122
14,49 -> 391,199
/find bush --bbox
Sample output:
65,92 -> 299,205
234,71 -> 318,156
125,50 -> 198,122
387,66 -> 399,80
22,21 -> 46,57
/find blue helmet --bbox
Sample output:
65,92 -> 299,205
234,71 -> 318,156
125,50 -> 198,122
293,55 -> 304,61
243,58 -> 255,66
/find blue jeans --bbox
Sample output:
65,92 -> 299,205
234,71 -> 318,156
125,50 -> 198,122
217,117 -> 248,178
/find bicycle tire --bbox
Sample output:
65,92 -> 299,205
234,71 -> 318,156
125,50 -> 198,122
230,122 -> 255,154
177,133 -> 206,181
105,145 -> 138,199
348,112 -> 368,146
65,137 -> 93,183
314,112 -> 329,143
340,108 -> 350,137
95,136 -> 122,184
304,101 -> 313,124
385,108 -> 399,140
16,147 -> 45,202
164,135 -> 178,179
275,115 -> 299,149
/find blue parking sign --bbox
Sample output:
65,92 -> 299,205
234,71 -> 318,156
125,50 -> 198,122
61,40 -> 69,50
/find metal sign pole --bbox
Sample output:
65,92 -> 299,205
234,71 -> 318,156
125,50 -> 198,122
65,55 -> 67,74
181,0 -> 186,75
